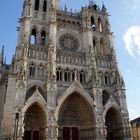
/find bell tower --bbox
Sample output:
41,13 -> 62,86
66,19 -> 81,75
14,0 -> 59,80
2,0 -> 59,139
14,0 -> 60,108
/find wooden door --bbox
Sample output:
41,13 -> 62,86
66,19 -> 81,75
24,130 -> 31,140
33,131 -> 39,140
63,127 -> 70,140
72,127 -> 78,140
107,132 -> 114,140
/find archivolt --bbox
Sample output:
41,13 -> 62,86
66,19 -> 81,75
25,84 -> 47,102
56,87 -> 96,119
57,91 -> 96,123
22,97 -> 47,117
103,105 -> 124,124
56,92 -> 96,140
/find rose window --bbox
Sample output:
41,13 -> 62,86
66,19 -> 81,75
59,34 -> 79,52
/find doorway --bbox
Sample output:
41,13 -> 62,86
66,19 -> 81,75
105,107 -> 124,140
58,92 -> 96,140
23,103 -> 46,140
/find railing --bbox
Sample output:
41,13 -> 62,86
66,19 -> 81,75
57,10 -> 82,20
28,45 -> 48,61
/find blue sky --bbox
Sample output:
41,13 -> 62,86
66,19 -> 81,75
0,0 -> 140,120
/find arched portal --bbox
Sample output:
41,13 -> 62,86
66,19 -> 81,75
57,92 -> 96,140
23,103 -> 46,140
105,107 -> 124,140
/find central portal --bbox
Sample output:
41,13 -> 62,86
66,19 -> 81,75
58,92 -> 96,140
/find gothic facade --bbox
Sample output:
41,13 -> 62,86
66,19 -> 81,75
0,0 -> 131,140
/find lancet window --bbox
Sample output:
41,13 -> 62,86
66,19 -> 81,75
104,74 -> 111,86
80,71 -> 85,84
34,0 -> 40,10
100,39 -> 106,56
57,68 -> 62,81
64,69 -> 70,82
29,63 -> 36,77
91,16 -> 96,31
37,64 -> 44,78
43,0 -> 47,12
93,38 -> 97,54
98,18 -> 103,32
41,30 -> 46,46
31,29 -> 37,45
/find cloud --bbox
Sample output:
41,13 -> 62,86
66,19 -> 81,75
123,26 -> 140,58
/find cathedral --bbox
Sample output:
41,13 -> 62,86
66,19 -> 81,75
0,0 -> 132,140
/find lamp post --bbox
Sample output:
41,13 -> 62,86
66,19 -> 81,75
13,112 -> 19,140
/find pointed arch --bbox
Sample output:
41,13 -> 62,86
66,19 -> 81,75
91,16 -> 96,31
30,28 -> 37,45
98,17 -> 103,32
22,100 -> 47,140
37,63 -> 45,78
100,38 -> 106,55
56,81 -> 96,118
104,106 -> 124,140
29,63 -> 36,77
41,30 -> 46,46
103,96 -> 121,115
43,0 -> 47,12
34,0 -> 40,10
25,84 -> 47,103
104,107 -> 123,122
26,82 -> 46,92
56,68 -> 62,81
22,99 -> 47,119
57,91 -> 96,140
80,70 -> 85,84
57,91 -> 96,116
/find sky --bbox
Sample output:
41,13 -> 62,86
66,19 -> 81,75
0,0 -> 140,120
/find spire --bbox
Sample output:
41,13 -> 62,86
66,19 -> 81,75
2,45 -> 4,64
0,49 -> 2,65
4,56 -> 6,65
64,3 -> 67,12
0,45 -> 4,69
0,45 -> 5,65
101,2 -> 107,13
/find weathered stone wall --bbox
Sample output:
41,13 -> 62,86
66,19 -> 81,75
1,76 -> 16,137
0,84 -> 6,134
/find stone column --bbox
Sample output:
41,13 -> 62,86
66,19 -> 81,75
123,118 -> 132,140
93,88 -> 105,140
17,112 -> 24,140
117,89 -> 131,139
47,109 -> 58,140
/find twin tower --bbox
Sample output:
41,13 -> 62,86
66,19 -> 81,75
0,0 -> 131,140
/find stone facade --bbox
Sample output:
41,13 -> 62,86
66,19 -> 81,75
0,0 -> 132,140
130,117 -> 140,140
